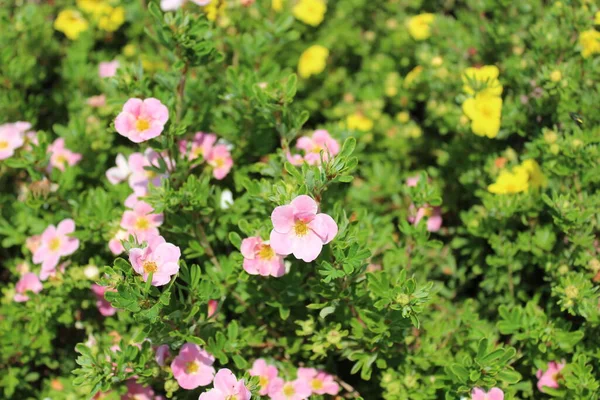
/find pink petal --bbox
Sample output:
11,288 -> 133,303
243,258 -> 260,275
488,388 -> 504,400
240,237 -> 261,259
198,389 -> 224,400
290,195 -> 318,217
56,218 -> 75,235
308,213 -> 338,244
291,231 -> 323,262
122,98 -> 143,115
271,205 -> 295,233
60,238 -> 80,256
214,368 -> 237,394
269,230 -> 295,256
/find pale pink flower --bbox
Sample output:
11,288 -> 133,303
16,262 -> 30,275
91,284 -> 117,317
207,299 -> 218,318
269,195 -> 338,262
109,229 -> 129,255
14,273 -> 43,302
206,144 -> 233,180
128,150 -> 169,196
33,219 -> 79,279
471,387 -> 504,400
178,132 -> 217,161
0,122 -> 28,160
99,60 -> 119,78
41,261 -> 68,281
268,378 -> 311,400
536,360 -> 566,392
87,95 -> 107,107
198,368 -> 251,400
297,368 -> 340,396
124,193 -> 141,209
296,130 -> 340,165
121,380 -> 162,400
47,138 -> 82,171
120,201 -> 163,242
129,235 -> 180,286
406,175 -> 420,187
171,343 -> 215,390
115,98 -> 169,143
106,154 -> 132,184
408,204 -> 443,232
286,151 -> 304,166
155,344 -> 171,367
241,236 -> 285,277
249,359 -> 279,396
160,0 -> 211,11
26,234 -> 42,254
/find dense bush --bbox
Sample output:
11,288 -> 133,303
1,0 -> 600,399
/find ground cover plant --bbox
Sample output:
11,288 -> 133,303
1,0 -> 600,399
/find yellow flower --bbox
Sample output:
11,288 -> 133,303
123,43 -> 137,57
462,65 -> 503,96
96,4 -> 125,32
578,29 -> 600,59
272,0 -> 283,11
54,10 -> 89,40
347,114 -> 373,132
298,45 -> 329,78
595,11 -> 600,25
205,1 -> 226,22
293,0 -> 326,27
549,70 -> 562,82
396,111 -> 410,123
462,93 -> 502,138
76,0 -> 104,13
521,159 -> 547,189
488,167 -> 529,194
407,13 -> 434,41
403,66 -> 423,88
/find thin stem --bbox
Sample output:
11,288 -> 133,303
196,221 -> 221,271
176,62 -> 190,124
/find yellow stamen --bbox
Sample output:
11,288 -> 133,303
135,118 -> 151,132
135,217 -> 150,230
258,244 -> 275,260
282,383 -> 295,397
0,141 -> 8,150
49,237 -> 61,251
143,261 -> 158,274
311,378 -> 323,390
294,220 -> 309,236
259,376 -> 269,388
185,361 -> 199,374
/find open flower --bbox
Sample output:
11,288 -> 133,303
91,284 -> 117,317
106,154 -> 132,184
33,219 -> 80,279
129,235 -> 180,286
297,368 -> 340,396
120,201 -> 163,242
99,60 -> 119,78
178,132 -> 217,161
54,10 -> 89,40
462,65 -> 503,96
0,122 -> 29,160
488,165 -> 529,194
198,368 -> 251,400
48,138 -> 82,171
346,113 -> 373,132
536,360 -> 566,392
87,95 -> 107,108
249,359 -> 279,396
268,378 -> 311,400
128,149 -> 170,196
471,388 -> 504,400
115,98 -> 169,143
14,273 -> 43,302
579,29 -> 600,59
298,45 -> 329,79
121,380 -> 162,400
295,129 -> 339,165
171,343 -> 215,390
462,93 -> 502,138
241,236 -> 285,277
293,0 -> 326,26
407,13 -> 435,41
269,195 -> 338,262
206,144 -> 233,180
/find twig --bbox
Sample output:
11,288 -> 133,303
335,376 -> 361,399
196,222 -> 221,271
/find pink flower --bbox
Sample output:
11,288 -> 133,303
198,368 -> 251,400
471,388 -> 504,400
297,368 -> 340,396
269,195 -> 338,262
207,299 -> 218,318
128,150 -> 170,196
99,60 -> 119,78
87,94 -> 107,107
171,343 -> 215,390
91,284 -> 117,316
129,235 -> 180,286
155,344 -> 171,367
206,144 -> 233,180
536,360 -> 566,392
286,151 -> 304,166
406,175 -> 420,187
0,122 -> 28,160
47,138 -> 82,171
109,229 -> 129,255
115,98 -> 169,143
268,378 -> 311,400
296,130 -> 340,165
26,234 -> 42,254
249,359 -> 279,396
121,380 -> 161,400
408,205 -> 443,232
33,219 -> 79,280
106,154 -> 132,184
14,273 -> 43,302
241,236 -> 285,277
120,201 -> 163,242
179,132 -> 217,161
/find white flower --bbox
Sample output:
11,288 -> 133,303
106,154 -> 132,185
220,189 -> 234,209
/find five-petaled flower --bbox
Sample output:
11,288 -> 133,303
198,368 -> 251,400
33,219 -> 80,280
14,273 -> 43,302
241,236 -> 286,277
0,122 -> 29,160
120,201 -> 163,242
471,387 -> 504,400
268,378 -> 311,400
48,138 -> 83,171
115,98 -> 169,143
171,343 -> 216,390
536,360 -> 566,392
294,130 -> 339,165
297,367 -> 340,396
249,359 -> 279,396
129,235 -> 180,286
206,144 -> 233,180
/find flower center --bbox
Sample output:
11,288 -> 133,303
134,217 -> 150,230
282,383 -> 295,397
294,220 -> 309,236
143,261 -> 158,274
259,376 -> 269,388
135,118 -> 151,132
311,145 -> 323,154
480,104 -> 493,118
311,378 -> 323,390
56,154 -> 68,165
422,207 -> 433,217
49,237 -> 62,251
185,361 -> 199,374
0,140 -> 8,150
225,396 -> 238,400
214,157 -> 225,168
258,244 -> 275,260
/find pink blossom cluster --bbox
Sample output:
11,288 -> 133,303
178,132 -> 233,180
286,129 -> 340,166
